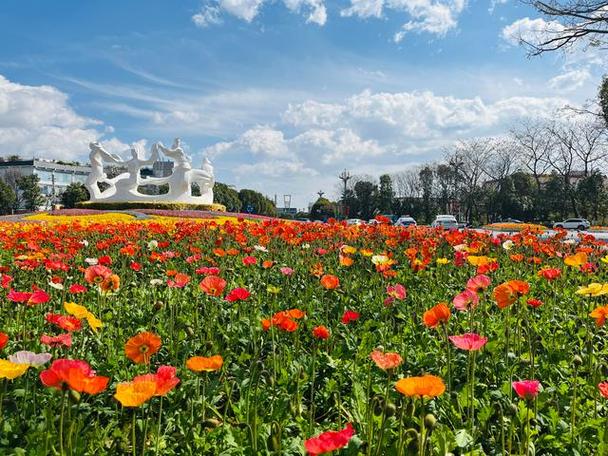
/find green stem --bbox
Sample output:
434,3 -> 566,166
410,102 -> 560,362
419,399 -> 426,456
309,344 -> 317,432
374,371 -> 393,456
155,396 -> 163,456
132,409 -> 137,456
59,390 -> 67,456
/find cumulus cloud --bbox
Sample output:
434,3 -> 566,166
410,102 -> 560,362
548,68 -> 591,91
340,0 -> 467,40
193,0 -> 465,34
192,5 -> 223,27
192,0 -> 326,27
501,17 -> 564,46
0,75 -> 126,161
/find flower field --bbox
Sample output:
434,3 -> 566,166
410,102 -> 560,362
1,217 -> 608,455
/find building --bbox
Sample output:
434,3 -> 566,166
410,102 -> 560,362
0,159 -> 91,208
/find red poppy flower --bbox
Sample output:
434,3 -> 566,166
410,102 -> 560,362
341,310 -> 360,324
312,325 -> 330,340
199,275 -> 227,297
242,256 -> 257,266
45,313 -> 82,332
538,268 -> 561,281
512,380 -> 541,400
133,365 -> 180,396
40,333 -> 72,348
527,298 -> 543,308
304,423 -> 355,455
196,266 -> 220,276
0,332 -> 8,350
598,382 -> 608,399
98,255 -> 112,266
1,274 -> 12,289
225,287 -> 250,302
130,261 -> 142,272
40,359 -> 109,394
69,284 -> 87,294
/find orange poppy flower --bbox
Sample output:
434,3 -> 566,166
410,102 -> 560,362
395,374 -> 445,398
186,355 -> 224,372
493,280 -> 530,309
100,274 -> 120,293
124,332 -> 162,364
114,380 -> 157,407
310,262 -> 324,278
339,255 -> 354,267
423,302 -> 451,328
199,275 -> 227,297
565,252 -> 588,267
590,305 -> 608,326
370,349 -> 403,370
320,274 -> 340,290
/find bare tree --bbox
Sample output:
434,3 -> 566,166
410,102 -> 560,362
547,122 -> 581,214
511,121 -> 554,190
571,119 -> 608,175
392,168 -> 422,199
522,0 -> 608,55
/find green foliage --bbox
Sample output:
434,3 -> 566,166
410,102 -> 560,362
377,174 -> 394,213
76,201 -> 226,211
17,174 -> 44,211
309,197 -> 338,220
600,75 -> 608,128
60,182 -> 90,208
0,178 -> 16,215
214,182 -> 242,212
238,189 -> 276,216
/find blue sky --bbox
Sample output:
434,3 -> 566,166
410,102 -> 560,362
0,0 -> 604,208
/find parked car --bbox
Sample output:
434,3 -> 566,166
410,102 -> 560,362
502,218 -> 523,224
394,216 -> 417,227
553,218 -> 590,230
432,215 -> 458,229
346,218 -> 364,226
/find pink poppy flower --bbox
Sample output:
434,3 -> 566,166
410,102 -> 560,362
452,289 -> 479,311
512,380 -> 541,400
449,333 -> 488,351
40,333 -> 72,348
466,274 -> 491,292
386,284 -> 407,300
280,267 -> 294,276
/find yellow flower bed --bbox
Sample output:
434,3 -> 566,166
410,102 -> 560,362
482,222 -> 547,232
25,212 -> 136,223
589,226 -> 608,232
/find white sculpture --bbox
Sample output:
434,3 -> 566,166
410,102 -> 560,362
85,138 -> 215,205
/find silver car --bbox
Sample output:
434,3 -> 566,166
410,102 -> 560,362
553,218 -> 590,230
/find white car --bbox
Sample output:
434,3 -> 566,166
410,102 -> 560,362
346,218 -> 364,226
394,216 -> 417,227
432,215 -> 458,229
553,218 -> 590,230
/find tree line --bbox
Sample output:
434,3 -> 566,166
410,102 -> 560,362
312,116 -> 608,225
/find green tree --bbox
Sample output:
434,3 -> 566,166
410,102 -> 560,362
577,172 -> 606,222
419,166 -> 435,224
17,175 -> 44,211
353,180 -> 377,220
0,179 -> 16,215
214,183 -> 242,212
238,189 -> 276,216
377,174 -> 394,213
309,197 -> 337,221
60,183 -> 89,208
600,76 -> 608,129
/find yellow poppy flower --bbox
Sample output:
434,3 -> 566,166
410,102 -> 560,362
0,360 -> 29,380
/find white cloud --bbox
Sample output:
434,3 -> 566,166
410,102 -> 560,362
193,0 -> 326,26
192,5 -> 223,27
218,0 -> 265,22
284,89 -> 566,138
341,0 -> 384,18
340,0 -> 466,40
501,17 -> 564,46
0,75 -> 126,161
194,0 -> 464,35
548,68 -> 591,91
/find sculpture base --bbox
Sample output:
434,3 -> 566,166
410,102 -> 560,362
76,201 -> 226,212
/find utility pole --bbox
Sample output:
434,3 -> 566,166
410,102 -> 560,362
338,169 -> 352,219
